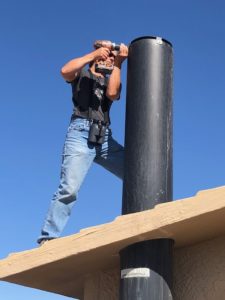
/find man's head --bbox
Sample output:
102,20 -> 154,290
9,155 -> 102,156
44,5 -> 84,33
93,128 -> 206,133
104,51 -> 116,67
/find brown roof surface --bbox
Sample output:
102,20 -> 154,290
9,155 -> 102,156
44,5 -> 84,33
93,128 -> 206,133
1,186 -> 225,299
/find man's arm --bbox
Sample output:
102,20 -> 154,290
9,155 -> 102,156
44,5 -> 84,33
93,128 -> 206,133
106,44 -> 128,101
61,47 -> 110,82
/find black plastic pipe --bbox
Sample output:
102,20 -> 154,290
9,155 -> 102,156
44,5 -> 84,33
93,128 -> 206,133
120,36 -> 174,300
122,36 -> 173,213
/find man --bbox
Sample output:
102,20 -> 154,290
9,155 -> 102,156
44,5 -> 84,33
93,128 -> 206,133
37,41 -> 128,245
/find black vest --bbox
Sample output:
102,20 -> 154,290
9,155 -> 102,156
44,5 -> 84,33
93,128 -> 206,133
70,68 -> 112,123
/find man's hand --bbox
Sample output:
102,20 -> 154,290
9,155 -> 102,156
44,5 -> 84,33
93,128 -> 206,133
93,47 -> 110,61
114,43 -> 129,66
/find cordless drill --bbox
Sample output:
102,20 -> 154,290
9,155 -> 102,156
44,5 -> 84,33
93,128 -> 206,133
94,40 -> 121,51
93,40 -> 121,75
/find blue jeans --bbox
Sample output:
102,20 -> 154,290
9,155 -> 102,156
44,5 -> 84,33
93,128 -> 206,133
38,118 -> 124,243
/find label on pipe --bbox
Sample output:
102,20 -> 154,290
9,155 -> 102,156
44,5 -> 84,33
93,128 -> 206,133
121,268 -> 150,279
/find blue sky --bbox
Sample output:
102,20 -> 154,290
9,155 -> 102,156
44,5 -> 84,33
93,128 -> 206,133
1,0 -> 225,299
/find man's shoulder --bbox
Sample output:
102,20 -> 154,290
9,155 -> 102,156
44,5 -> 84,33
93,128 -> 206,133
69,68 -> 90,86
80,67 -> 90,78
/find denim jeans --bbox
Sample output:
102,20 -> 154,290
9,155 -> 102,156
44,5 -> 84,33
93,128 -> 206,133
38,118 -> 124,243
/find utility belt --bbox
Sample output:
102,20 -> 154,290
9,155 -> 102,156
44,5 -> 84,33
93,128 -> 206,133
71,114 -> 109,145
